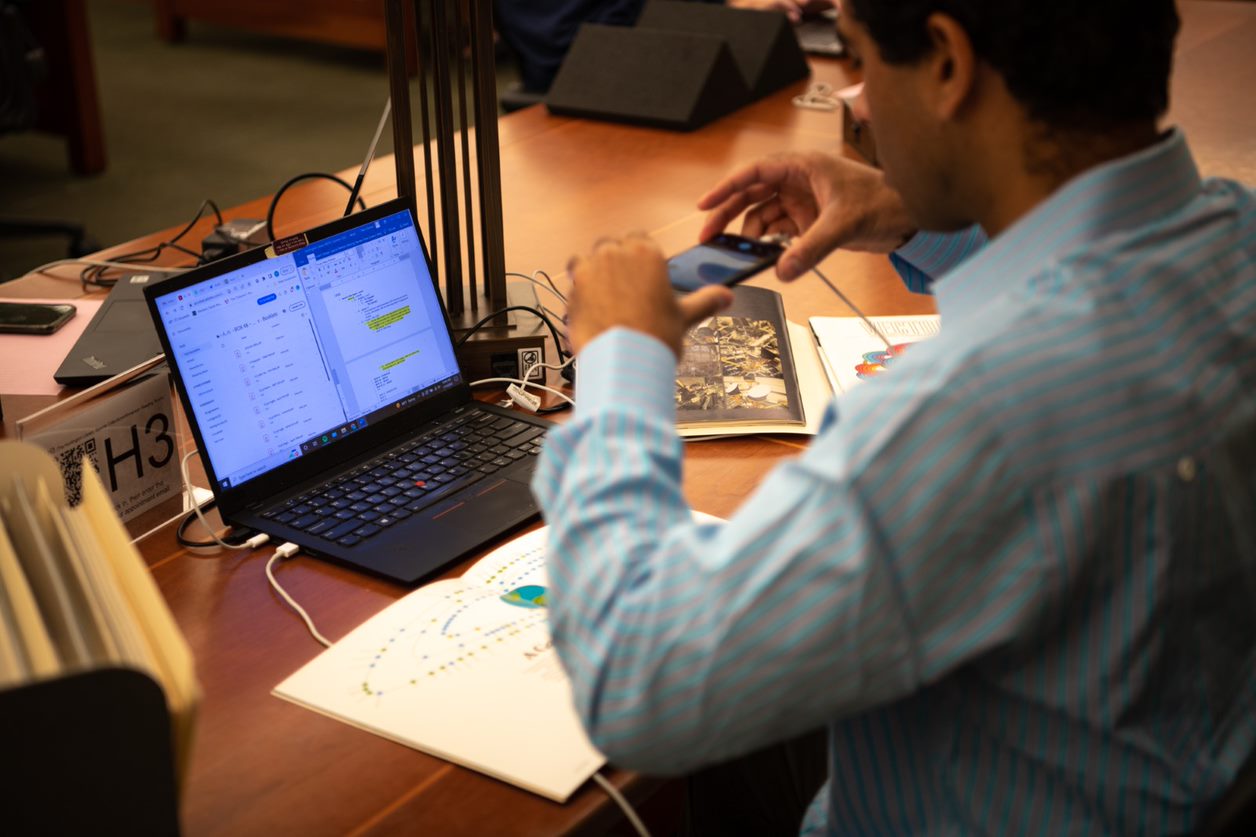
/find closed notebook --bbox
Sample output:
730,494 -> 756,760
273,525 -> 605,802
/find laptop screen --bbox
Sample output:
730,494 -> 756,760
153,208 -> 461,491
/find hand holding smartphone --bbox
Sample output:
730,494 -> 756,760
0,302 -> 76,335
667,234 -> 783,292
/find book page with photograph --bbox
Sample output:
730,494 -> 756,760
676,285 -> 804,431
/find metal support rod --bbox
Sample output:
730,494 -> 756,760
469,0 -> 508,318
414,0 -> 438,283
385,0 -> 509,330
384,0 -> 416,223
429,0 -> 464,317
453,4 -> 478,311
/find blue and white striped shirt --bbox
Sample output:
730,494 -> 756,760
533,130 -> 1256,834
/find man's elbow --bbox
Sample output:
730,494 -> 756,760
585,721 -> 711,777
574,680 -> 720,776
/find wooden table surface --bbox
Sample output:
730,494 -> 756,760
3,3 -> 1252,833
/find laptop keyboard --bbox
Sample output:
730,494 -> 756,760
260,410 -> 545,547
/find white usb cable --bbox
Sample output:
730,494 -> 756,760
591,772 -> 651,836
265,543 -> 332,647
470,356 -> 576,411
179,449 -> 271,551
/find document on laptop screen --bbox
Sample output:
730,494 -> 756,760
153,210 -> 461,491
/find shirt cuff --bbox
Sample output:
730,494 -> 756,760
888,251 -> 935,295
894,230 -> 945,267
895,226 -> 987,275
574,328 -> 677,421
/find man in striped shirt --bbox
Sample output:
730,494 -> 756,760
535,0 -> 1256,832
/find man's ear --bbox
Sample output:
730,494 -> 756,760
922,13 -> 977,121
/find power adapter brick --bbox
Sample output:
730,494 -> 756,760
201,218 -> 268,262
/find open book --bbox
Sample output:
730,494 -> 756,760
0,441 -> 200,781
273,525 -> 605,802
677,285 -> 822,438
809,314 -> 941,394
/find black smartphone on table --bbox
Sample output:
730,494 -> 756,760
0,301 -> 76,334
667,233 -> 784,292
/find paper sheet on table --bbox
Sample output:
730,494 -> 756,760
809,314 -> 941,394
0,298 -> 104,396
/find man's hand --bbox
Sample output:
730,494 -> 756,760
697,150 -> 915,281
565,234 -> 734,357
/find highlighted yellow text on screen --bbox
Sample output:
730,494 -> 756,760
367,306 -> 411,331
381,350 -> 421,371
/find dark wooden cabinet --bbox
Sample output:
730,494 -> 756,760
24,0 -> 106,174
154,0 -> 392,52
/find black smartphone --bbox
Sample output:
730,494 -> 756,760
0,301 -> 76,335
667,234 -> 784,292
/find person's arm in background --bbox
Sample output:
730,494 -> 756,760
727,0 -> 834,24
493,0 -> 646,93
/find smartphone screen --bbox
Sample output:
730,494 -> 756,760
667,234 -> 782,292
0,302 -> 76,334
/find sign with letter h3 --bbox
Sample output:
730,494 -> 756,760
17,365 -> 186,522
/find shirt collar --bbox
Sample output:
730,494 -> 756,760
934,128 -> 1201,319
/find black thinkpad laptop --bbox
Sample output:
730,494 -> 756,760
145,199 -> 550,583
55,272 -> 168,386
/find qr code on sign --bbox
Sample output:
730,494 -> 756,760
56,438 -> 100,506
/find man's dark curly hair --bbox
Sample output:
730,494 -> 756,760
845,0 -> 1179,131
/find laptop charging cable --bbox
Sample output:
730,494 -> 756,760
266,542 -> 332,648
178,449 -> 270,552
179,449 -> 331,645
471,355 -> 576,414
506,269 -> 575,386
591,772 -> 651,837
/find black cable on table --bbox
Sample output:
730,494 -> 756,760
79,198 -> 222,288
453,304 -> 569,361
266,173 -> 367,241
